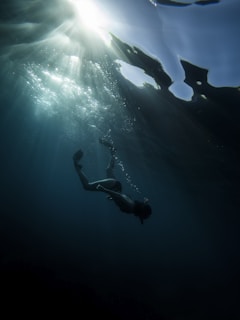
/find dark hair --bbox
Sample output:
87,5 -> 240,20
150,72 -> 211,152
134,201 -> 152,223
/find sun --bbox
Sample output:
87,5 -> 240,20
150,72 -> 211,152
70,0 -> 105,30
69,0 -> 111,45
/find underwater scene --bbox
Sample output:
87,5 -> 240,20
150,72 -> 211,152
0,0 -> 239,318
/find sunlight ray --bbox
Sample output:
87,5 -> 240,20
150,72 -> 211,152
68,0 -> 112,46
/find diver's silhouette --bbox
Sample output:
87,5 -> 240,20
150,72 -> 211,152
73,139 -> 152,224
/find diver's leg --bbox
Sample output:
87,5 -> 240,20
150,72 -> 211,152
73,149 -> 96,191
99,138 -> 117,178
74,165 -> 96,191
106,153 -> 116,179
99,137 -> 114,149
74,163 -> 119,191
73,149 -> 83,168
73,149 -> 119,191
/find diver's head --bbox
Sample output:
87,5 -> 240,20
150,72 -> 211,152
134,201 -> 152,224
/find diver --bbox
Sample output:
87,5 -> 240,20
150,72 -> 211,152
73,138 -> 152,224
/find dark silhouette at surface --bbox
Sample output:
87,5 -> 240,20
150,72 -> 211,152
73,139 -> 152,224
155,0 -> 220,7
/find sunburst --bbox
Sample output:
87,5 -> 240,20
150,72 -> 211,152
69,0 -> 112,46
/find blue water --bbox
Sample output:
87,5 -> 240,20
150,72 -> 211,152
0,0 -> 239,319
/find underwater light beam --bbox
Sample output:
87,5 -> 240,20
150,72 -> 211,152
68,0 -> 112,46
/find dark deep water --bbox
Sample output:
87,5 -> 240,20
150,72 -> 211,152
0,0 -> 239,319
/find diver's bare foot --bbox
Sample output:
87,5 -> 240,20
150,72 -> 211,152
99,138 -> 116,154
73,150 -> 83,169
73,149 -> 83,162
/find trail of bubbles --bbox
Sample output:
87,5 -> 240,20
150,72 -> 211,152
101,129 -> 141,194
